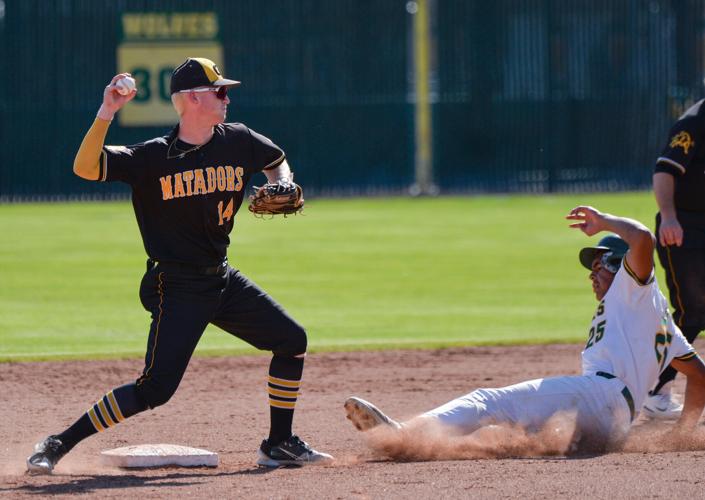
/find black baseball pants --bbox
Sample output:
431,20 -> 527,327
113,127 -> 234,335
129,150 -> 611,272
135,263 -> 307,408
653,212 -> 705,393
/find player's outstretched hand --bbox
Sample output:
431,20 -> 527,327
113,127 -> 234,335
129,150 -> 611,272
100,73 -> 137,116
566,205 -> 607,237
658,216 -> 683,247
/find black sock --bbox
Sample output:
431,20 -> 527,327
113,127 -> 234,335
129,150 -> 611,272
267,355 -> 304,444
57,383 -> 148,451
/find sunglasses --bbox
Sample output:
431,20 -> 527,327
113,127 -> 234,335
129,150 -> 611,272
179,86 -> 229,100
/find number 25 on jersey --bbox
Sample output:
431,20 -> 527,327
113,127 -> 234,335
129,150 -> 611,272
586,300 -> 606,349
586,320 -> 606,349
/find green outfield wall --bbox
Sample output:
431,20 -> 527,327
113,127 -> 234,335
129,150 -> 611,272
1,0 -> 703,199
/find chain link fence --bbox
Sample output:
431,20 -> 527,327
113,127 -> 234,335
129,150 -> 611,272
0,0 -> 703,200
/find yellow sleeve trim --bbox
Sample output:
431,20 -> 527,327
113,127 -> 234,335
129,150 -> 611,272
656,157 -> 686,174
623,259 -> 654,286
73,117 -> 111,181
262,154 -> 286,171
675,351 -> 697,361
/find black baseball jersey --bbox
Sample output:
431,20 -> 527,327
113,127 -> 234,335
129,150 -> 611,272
654,99 -> 705,212
99,123 -> 285,265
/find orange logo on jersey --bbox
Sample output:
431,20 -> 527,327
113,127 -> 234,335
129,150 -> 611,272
159,166 -> 244,200
669,131 -> 694,154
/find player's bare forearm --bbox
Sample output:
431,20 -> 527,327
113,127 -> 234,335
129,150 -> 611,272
679,380 -> 705,429
73,117 -> 111,180
596,213 -> 654,250
671,356 -> 705,429
653,172 -> 683,246
598,212 -> 655,280
264,159 -> 292,183
653,172 -> 677,220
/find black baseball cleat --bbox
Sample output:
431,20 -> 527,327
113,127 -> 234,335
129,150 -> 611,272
256,435 -> 333,467
344,396 -> 402,431
26,435 -> 68,475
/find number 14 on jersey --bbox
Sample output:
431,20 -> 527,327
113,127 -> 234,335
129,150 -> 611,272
218,198 -> 234,225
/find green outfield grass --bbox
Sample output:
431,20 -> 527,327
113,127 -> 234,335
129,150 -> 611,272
0,192 -> 664,361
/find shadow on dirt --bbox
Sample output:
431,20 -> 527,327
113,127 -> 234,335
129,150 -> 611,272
1,467 -> 278,495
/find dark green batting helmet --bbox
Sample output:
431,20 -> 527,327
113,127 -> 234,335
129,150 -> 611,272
579,234 -> 629,272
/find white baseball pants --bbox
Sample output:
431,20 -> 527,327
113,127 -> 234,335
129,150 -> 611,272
422,375 -> 633,447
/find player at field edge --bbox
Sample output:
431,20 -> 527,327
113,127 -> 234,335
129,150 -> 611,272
646,99 -> 705,420
345,206 -> 705,453
25,57 -> 332,474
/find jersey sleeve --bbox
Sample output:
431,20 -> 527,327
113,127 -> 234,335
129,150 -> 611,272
654,104 -> 703,176
247,127 -> 286,171
99,143 -> 147,185
669,326 -> 697,361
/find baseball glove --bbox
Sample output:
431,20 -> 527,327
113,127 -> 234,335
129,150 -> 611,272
248,179 -> 304,216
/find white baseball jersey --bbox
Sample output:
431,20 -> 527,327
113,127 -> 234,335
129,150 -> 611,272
581,259 -> 696,411
423,257 -> 699,447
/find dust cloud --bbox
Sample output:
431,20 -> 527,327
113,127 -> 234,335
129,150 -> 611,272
362,415 -> 705,461
364,413 -> 580,461
620,421 -> 705,453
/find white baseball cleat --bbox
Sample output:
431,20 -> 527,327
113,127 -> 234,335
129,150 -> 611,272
642,392 -> 683,420
344,396 -> 402,431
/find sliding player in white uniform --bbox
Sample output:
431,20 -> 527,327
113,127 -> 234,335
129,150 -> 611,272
345,206 -> 705,451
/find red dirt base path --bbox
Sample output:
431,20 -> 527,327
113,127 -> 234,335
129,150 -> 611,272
1,342 -> 704,499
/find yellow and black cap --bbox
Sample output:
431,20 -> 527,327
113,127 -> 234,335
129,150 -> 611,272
579,234 -> 629,273
170,57 -> 240,94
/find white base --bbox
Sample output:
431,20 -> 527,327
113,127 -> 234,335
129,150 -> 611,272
100,444 -> 219,468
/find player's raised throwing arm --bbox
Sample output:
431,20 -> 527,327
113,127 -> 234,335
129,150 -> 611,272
73,74 -> 136,180
566,206 -> 656,282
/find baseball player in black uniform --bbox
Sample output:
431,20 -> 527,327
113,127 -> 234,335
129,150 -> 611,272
645,98 -> 705,419
26,57 -> 332,473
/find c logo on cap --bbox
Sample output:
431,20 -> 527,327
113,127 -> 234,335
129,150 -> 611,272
212,64 -> 222,76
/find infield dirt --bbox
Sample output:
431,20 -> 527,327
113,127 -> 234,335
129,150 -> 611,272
1,342 -> 704,499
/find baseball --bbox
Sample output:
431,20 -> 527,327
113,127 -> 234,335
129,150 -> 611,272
115,76 -> 136,96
